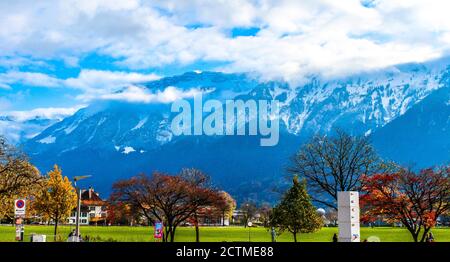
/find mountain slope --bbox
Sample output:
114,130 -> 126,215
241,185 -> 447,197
21,60 -> 450,201
371,83 -> 450,167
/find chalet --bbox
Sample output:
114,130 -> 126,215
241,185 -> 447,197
67,187 -> 108,225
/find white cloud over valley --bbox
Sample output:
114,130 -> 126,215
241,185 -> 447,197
4,107 -> 83,122
0,106 -> 83,143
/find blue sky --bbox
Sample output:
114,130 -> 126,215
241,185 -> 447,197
1,0 -> 450,121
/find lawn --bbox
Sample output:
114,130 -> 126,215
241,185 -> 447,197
0,225 -> 449,242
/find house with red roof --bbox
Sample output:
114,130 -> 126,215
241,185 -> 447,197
67,187 -> 108,225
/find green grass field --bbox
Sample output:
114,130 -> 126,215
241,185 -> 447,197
1,225 -> 449,242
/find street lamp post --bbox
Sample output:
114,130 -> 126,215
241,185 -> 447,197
73,175 -> 91,242
247,221 -> 252,242
245,203 -> 251,242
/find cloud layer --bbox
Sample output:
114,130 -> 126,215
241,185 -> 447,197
0,69 -> 160,100
1,0 -> 450,84
99,85 -> 208,103
4,107 -> 82,122
0,106 -> 83,143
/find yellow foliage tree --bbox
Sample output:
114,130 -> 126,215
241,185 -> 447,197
0,136 -> 43,219
216,191 -> 236,225
34,165 -> 77,241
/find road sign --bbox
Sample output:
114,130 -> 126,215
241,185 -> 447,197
14,199 -> 26,217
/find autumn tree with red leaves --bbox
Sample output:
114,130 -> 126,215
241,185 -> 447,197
106,201 -> 142,226
111,168 -> 222,242
361,167 -> 450,242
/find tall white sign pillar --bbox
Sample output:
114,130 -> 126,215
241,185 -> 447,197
337,191 -> 360,242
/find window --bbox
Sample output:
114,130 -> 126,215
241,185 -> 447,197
89,206 -> 95,211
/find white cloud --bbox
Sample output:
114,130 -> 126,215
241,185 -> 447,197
0,56 -> 49,69
0,69 -> 161,100
0,71 -> 61,89
4,106 -> 83,122
0,121 -> 22,143
151,0 -> 258,28
0,0 -> 450,83
0,106 -> 84,143
64,69 -> 161,102
99,85 -> 208,103
63,69 -> 160,91
0,83 -> 11,90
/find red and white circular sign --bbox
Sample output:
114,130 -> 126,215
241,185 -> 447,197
16,199 -> 25,209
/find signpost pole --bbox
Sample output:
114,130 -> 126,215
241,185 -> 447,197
14,199 -> 26,241
75,184 -> 81,241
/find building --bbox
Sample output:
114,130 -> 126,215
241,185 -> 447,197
231,209 -> 247,225
195,206 -> 230,226
67,187 -> 108,225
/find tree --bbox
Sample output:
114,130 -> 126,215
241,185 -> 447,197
34,165 -> 77,241
214,191 -> 236,226
107,201 -> 140,226
289,129 -> 393,209
258,203 -> 272,227
180,168 -> 221,242
361,167 -> 450,242
324,209 -> 338,226
111,168 -> 221,242
240,201 -> 257,227
0,136 -> 42,218
270,176 -> 322,242
185,190 -> 236,241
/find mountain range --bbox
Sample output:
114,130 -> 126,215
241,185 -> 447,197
9,58 -> 450,202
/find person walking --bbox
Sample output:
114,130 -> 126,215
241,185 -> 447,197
332,233 -> 338,242
271,227 -> 277,242
426,232 -> 435,242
